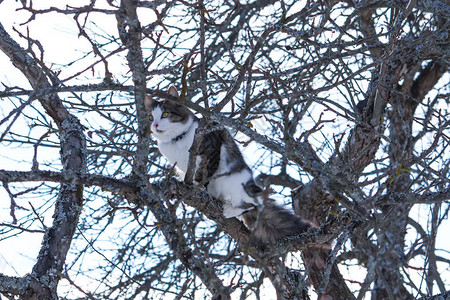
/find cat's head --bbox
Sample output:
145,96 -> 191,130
145,86 -> 195,142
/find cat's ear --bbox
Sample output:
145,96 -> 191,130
167,86 -> 179,98
144,94 -> 153,112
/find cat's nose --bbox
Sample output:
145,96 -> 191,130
153,123 -> 159,129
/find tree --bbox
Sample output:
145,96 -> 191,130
0,0 -> 449,299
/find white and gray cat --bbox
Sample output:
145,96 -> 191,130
145,86 -> 312,244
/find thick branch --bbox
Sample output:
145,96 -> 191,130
0,274 -> 29,295
0,21 -> 87,300
418,291 -> 450,300
0,22 -> 68,126
0,169 -> 136,192
375,188 -> 450,206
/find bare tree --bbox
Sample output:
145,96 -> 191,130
0,0 -> 449,299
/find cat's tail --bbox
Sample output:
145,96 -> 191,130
241,200 -> 313,245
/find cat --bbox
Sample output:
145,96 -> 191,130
145,86 -> 312,244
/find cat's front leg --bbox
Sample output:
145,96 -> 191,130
174,167 -> 186,181
222,202 -> 249,218
193,154 -> 209,186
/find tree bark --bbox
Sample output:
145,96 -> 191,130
0,22 -> 87,299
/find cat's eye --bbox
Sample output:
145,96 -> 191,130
161,112 -> 170,118
148,115 -> 154,121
